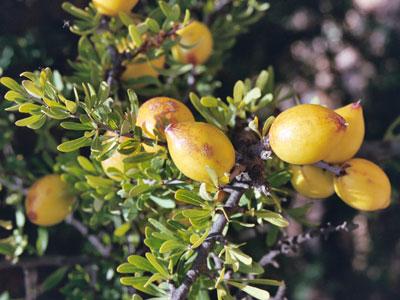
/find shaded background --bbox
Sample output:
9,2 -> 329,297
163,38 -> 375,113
0,0 -> 399,299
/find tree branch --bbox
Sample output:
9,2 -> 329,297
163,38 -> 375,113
65,215 -> 112,258
259,220 -> 359,268
0,255 -> 91,270
23,267 -> 38,300
106,24 -> 181,88
171,181 -> 249,300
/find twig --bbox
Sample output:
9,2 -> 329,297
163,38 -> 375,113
0,255 -> 91,270
23,268 -> 38,300
171,181 -> 249,300
259,221 -> 359,268
270,282 -> 287,300
313,161 -> 345,176
65,215 -> 112,258
106,24 -> 181,88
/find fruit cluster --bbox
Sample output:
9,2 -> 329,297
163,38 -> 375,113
93,0 -> 213,81
24,99 -> 392,226
270,103 -> 391,211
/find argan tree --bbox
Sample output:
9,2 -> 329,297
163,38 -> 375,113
0,1 -> 396,299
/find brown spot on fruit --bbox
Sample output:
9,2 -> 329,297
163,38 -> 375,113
27,210 -> 37,222
187,53 -> 198,65
201,143 -> 213,157
329,113 -> 347,132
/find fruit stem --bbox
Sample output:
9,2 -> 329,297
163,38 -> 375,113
314,161 -> 345,176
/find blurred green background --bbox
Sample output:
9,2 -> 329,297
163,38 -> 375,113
0,0 -> 399,299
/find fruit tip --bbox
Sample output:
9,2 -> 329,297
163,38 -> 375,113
164,123 -> 176,133
351,100 -> 362,109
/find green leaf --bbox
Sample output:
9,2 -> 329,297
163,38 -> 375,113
120,277 -> 164,296
261,116 -> 275,137
227,281 -> 270,300
190,228 -> 209,249
159,240 -> 185,254
0,242 -> 14,256
36,227 -> 48,256
159,1 -> 179,20
145,18 -> 160,33
230,248 -> 252,265
200,96 -> 219,107
233,80 -> 245,103
22,80 -> 42,98
255,210 -> 289,228
42,107 -> 70,120
129,184 -> 154,197
4,90 -> 25,102
39,266 -> 68,293
118,12 -> 135,27
128,24 -> 143,47
243,88 -> 261,104
232,278 -> 283,287
149,196 -> 176,209
127,255 -> 157,273
18,103 -> 41,113
205,165 -> 219,186
123,152 -> 159,164
268,170 -> 291,188
57,136 -> 91,152
85,175 -> 114,189
144,273 -> 166,287
145,253 -> 169,277
76,156 -> 95,173
15,115 -> 43,127
0,220 -> 12,230
114,223 -> 131,237
1,77 -> 22,92
62,2 -> 91,20
175,190 -> 204,206
60,122 -> 94,131
116,263 -> 139,274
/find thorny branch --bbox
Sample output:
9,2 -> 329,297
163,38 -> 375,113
259,220 -> 359,268
106,24 -> 181,88
171,180 -> 249,300
65,215 -> 112,258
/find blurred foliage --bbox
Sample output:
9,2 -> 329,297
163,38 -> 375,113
0,0 -> 399,300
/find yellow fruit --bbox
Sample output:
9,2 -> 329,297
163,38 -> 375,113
122,55 -> 166,81
334,158 -> 391,211
165,122 -> 235,184
269,104 -> 347,165
136,97 -> 195,140
93,0 -> 138,16
101,132 -> 134,180
324,102 -> 365,163
172,21 -> 213,65
25,175 -> 75,226
290,165 -> 335,199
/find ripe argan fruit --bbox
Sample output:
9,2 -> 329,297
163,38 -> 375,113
172,21 -> 213,65
323,102 -> 365,163
122,55 -> 166,81
136,97 -> 195,140
334,158 -> 391,211
269,104 -> 347,165
101,132 -> 134,180
92,0 -> 138,16
290,165 -> 335,199
165,122 -> 235,184
25,175 -> 75,226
